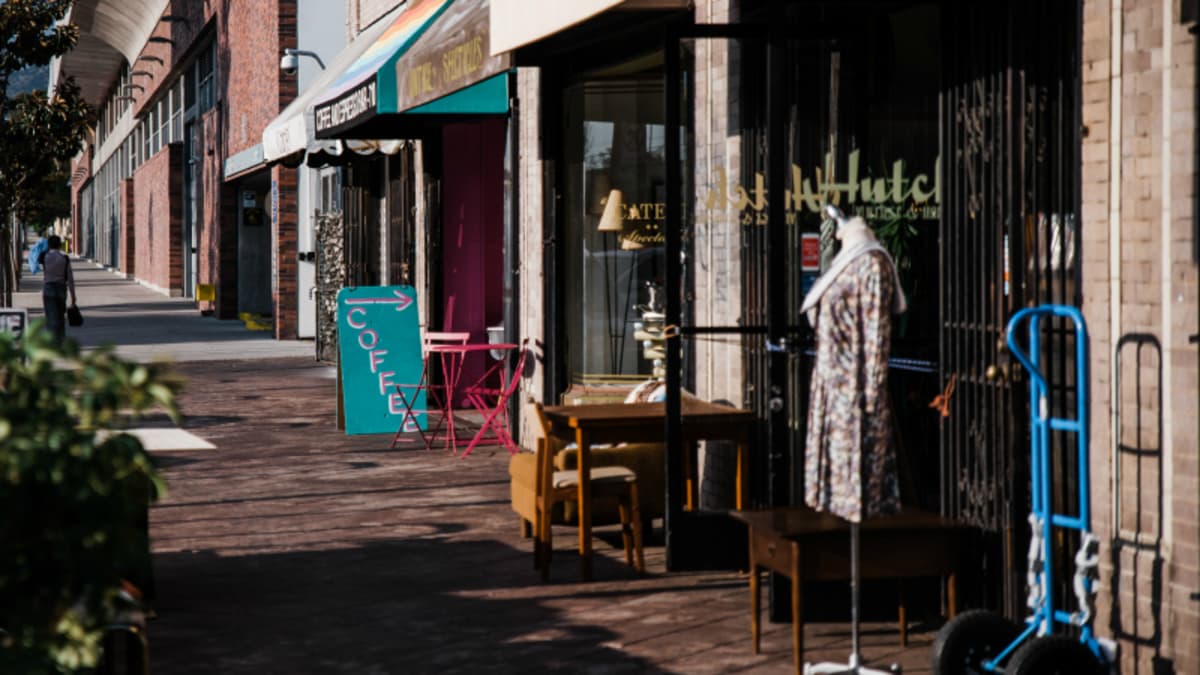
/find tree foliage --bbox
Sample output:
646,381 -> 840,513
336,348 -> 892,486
15,160 -> 71,232
0,325 -> 181,673
0,0 -> 91,306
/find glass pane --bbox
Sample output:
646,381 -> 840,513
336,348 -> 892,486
564,72 -> 665,385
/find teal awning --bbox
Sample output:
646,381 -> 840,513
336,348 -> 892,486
313,0 -> 512,139
404,72 -> 508,115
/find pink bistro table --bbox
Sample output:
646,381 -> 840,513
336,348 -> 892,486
426,342 -> 517,455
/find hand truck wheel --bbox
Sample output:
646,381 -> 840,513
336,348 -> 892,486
1006,635 -> 1106,675
931,609 -> 1023,675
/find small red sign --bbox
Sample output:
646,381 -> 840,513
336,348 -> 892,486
801,233 -> 820,271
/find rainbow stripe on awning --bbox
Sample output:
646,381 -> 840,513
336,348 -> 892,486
313,0 -> 452,134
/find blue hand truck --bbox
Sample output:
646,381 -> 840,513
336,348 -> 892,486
932,305 -> 1114,674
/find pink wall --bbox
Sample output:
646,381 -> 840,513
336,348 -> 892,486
441,120 -> 506,402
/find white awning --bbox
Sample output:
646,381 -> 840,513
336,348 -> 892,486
489,0 -> 687,56
262,4 -> 406,163
50,0 -> 170,106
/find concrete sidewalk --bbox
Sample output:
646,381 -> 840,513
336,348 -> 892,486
14,257 -> 313,363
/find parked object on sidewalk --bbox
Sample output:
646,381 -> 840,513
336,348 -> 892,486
335,285 -> 424,435
802,204 -> 906,675
932,305 -> 1111,675
391,330 -> 470,451
458,339 -> 525,457
527,402 -> 644,581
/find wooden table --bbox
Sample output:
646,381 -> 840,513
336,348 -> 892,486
541,399 -> 757,580
730,506 -> 964,674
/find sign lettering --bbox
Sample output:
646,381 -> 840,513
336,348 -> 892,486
0,308 -> 27,338
337,286 -> 425,435
315,81 -> 377,133
701,150 -> 941,223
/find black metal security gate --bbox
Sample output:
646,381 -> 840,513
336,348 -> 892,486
940,0 -> 1082,615
342,162 -> 383,288
387,146 -> 418,286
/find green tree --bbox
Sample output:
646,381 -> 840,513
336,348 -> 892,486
0,326 -> 181,673
16,160 -> 72,235
0,0 -> 91,306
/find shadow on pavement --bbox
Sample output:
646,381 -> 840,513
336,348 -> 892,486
150,524 -> 671,674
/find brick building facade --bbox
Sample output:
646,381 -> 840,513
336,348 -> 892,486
54,0 -> 304,338
1081,0 -> 1200,671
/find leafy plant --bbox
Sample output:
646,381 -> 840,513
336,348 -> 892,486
871,207 -> 919,280
0,325 -> 180,673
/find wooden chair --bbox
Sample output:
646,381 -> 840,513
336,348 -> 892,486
530,402 -> 644,580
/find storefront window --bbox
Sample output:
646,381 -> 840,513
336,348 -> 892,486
564,74 -> 665,384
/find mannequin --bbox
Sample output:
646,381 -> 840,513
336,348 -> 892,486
801,206 -> 906,675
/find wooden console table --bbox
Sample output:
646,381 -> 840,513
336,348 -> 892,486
731,506 -> 965,674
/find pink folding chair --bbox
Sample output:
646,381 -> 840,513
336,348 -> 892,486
391,331 -> 471,450
459,339 -> 530,458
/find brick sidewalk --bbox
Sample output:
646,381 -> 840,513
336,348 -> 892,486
147,357 -> 938,673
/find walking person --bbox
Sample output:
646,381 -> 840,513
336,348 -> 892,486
40,235 -> 77,344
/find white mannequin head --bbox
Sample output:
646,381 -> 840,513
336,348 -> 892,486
836,215 -> 876,247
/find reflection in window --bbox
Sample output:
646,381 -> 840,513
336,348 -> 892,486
565,78 -> 665,384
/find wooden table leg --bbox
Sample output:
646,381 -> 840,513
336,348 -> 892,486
576,429 -> 592,582
898,580 -> 908,647
947,571 -> 957,617
682,440 -> 694,511
735,435 -> 748,510
750,528 -> 760,654
790,541 -> 803,675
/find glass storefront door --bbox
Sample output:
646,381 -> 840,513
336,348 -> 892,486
563,75 -> 666,387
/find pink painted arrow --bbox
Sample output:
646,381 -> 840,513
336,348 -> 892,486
345,290 -> 413,312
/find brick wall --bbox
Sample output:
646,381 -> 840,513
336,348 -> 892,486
1081,1 -> 1200,672
70,152 -> 92,251
516,67 -> 543,447
198,108 -> 232,317
223,1 -> 293,160
131,145 -> 183,294
692,0 -> 744,409
222,1 -> 298,334
272,164 -> 299,339
127,0 -> 219,117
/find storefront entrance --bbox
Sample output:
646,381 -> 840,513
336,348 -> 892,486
660,1 -> 1081,617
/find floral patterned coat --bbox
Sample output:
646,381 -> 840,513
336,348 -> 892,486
804,250 -> 901,523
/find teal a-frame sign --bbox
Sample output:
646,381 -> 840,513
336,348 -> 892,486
337,286 -> 426,436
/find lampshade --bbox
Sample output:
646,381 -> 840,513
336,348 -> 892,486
597,188 -> 624,232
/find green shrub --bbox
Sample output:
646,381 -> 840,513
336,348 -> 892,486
0,325 -> 180,673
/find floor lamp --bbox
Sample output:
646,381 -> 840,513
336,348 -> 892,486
597,188 -> 633,374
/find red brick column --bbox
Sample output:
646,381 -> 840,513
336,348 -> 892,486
272,164 -> 298,339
